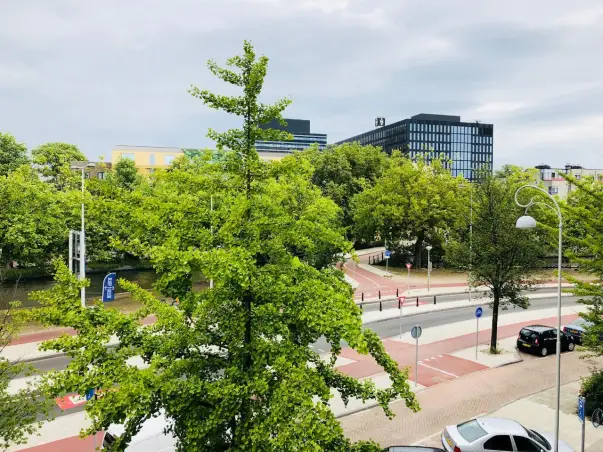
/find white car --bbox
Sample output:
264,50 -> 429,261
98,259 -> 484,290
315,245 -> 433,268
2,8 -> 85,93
441,417 -> 574,452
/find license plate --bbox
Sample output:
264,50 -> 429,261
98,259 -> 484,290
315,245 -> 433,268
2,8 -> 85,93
523,343 -> 531,348
569,329 -> 579,335
445,434 -> 453,447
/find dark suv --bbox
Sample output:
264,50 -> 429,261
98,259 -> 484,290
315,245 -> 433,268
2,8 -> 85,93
516,325 -> 575,357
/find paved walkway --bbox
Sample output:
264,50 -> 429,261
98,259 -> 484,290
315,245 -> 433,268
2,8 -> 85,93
340,349 -> 601,448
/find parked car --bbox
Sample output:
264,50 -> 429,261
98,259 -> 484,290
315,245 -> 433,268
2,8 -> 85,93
441,417 -> 574,452
563,318 -> 594,344
384,447 -> 445,452
102,413 -> 176,451
516,325 -> 575,357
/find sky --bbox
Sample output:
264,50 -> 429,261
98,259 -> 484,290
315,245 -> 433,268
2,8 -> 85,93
1,0 -> 603,168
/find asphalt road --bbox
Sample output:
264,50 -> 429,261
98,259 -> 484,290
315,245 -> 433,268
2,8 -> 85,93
25,293 -> 581,421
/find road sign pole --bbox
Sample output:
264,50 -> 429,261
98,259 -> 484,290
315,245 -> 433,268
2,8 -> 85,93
398,297 -> 404,340
579,396 -> 585,452
474,307 -> 483,360
415,326 -> 419,388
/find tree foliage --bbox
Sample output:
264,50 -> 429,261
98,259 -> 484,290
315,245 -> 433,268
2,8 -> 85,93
30,41 -> 418,451
352,153 -> 464,266
560,174 -> 603,357
0,132 -> 29,177
0,166 -> 69,268
0,295 -> 50,450
31,142 -> 86,190
301,142 -> 388,237
447,168 -> 543,353
114,158 -> 141,191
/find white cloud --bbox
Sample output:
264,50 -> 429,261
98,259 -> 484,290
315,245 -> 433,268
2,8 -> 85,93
0,0 -> 602,168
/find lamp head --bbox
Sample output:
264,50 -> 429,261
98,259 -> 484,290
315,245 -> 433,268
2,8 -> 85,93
516,215 -> 537,229
426,245 -> 433,251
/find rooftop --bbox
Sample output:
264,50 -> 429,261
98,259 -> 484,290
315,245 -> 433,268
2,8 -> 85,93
114,145 -> 182,153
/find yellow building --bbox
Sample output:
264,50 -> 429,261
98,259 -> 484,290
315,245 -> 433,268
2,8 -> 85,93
111,145 -> 184,174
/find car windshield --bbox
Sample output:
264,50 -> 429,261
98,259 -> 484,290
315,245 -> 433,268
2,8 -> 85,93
456,420 -> 487,442
570,318 -> 592,328
527,429 -> 551,449
520,329 -> 539,341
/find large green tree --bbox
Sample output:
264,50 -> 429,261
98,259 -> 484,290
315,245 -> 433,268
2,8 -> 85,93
560,174 -> 603,357
31,142 -> 86,190
114,157 -> 141,191
301,142 -> 389,237
352,153 -> 464,266
30,41 -> 418,451
0,166 -> 68,268
447,168 -> 544,353
0,132 -> 29,177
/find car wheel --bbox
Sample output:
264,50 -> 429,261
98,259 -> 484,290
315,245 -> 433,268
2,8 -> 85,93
541,347 -> 548,357
568,342 -> 575,352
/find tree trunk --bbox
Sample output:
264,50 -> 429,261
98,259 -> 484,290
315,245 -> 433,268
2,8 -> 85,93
490,291 -> 500,354
414,231 -> 424,268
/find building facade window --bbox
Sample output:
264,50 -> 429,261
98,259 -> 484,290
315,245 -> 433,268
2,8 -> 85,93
150,154 -> 156,165
549,186 -> 559,195
164,155 -> 175,165
97,172 -> 105,180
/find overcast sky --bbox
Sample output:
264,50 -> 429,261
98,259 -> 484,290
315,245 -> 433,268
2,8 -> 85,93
2,1 -> 603,168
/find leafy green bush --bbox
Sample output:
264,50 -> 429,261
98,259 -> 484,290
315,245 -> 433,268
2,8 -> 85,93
580,369 -> 603,415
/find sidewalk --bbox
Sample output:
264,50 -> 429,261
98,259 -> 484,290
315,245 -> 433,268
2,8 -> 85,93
419,381 -> 603,451
340,347 -> 602,448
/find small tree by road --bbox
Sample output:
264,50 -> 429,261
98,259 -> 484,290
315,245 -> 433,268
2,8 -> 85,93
447,169 -> 543,353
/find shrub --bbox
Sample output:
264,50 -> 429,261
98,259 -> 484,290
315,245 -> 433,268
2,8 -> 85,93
580,369 -> 603,416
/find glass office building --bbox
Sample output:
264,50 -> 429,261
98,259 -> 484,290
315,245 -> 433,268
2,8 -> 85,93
336,114 -> 493,181
256,118 -> 327,155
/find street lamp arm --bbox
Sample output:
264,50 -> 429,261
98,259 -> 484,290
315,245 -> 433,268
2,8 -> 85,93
514,184 -> 562,223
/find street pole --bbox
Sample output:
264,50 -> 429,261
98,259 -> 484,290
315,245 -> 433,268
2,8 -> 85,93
415,327 -> 419,388
407,266 -> 411,293
210,195 -> 214,289
515,184 -> 563,452
469,186 -> 473,303
399,297 -> 404,340
475,315 -> 479,360
426,245 -> 432,292
80,168 -> 86,309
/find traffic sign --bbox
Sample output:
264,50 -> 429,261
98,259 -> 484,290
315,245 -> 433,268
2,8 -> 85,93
578,396 -> 585,423
398,296 -> 406,305
406,263 -> 412,269
475,307 -> 483,318
411,326 -> 422,339
85,389 -> 95,401
385,250 -> 391,259
102,272 -> 116,302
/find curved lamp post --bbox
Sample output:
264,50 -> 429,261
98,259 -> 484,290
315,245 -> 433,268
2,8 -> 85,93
514,184 -> 562,452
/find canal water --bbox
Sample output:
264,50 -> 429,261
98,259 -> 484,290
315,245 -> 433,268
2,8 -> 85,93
0,269 -> 158,309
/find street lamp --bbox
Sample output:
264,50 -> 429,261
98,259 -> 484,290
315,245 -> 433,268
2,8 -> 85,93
426,245 -> 432,292
515,184 -> 563,452
459,183 -> 473,302
70,161 -> 95,308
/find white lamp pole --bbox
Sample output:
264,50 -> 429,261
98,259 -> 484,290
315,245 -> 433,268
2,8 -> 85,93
459,183 -> 473,302
210,195 -> 214,289
515,184 -> 562,452
70,161 -> 95,308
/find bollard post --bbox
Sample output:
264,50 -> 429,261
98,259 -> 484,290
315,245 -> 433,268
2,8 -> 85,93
379,301 -> 382,312
381,252 -> 384,261
434,295 -> 436,305
360,304 -> 363,311
398,298 -> 401,309
379,290 -> 381,299
396,288 -> 399,297
416,297 -> 419,307
361,292 -> 364,302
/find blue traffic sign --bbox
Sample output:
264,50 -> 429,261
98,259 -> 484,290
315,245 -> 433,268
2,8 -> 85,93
578,396 -> 585,423
102,272 -> 116,302
385,250 -> 391,259
475,307 -> 483,318
85,388 -> 95,401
